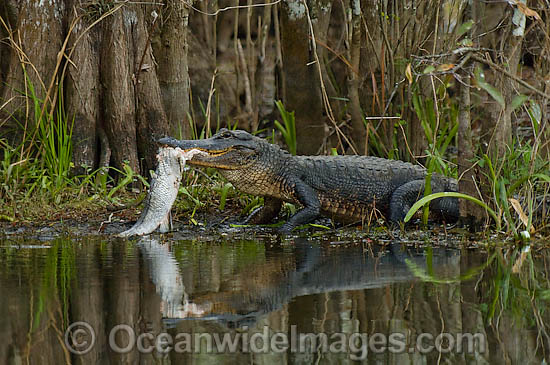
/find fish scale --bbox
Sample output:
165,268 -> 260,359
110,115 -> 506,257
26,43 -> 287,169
117,148 -> 206,237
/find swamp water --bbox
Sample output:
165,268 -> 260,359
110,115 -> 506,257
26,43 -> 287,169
0,232 -> 549,364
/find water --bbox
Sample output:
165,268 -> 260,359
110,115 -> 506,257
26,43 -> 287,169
0,233 -> 548,364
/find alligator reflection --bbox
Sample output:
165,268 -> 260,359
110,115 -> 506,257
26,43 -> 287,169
138,237 -> 459,328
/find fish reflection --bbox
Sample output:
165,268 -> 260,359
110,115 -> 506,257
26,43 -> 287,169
137,238 -> 211,319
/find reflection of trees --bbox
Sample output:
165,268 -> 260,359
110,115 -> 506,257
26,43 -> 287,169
0,237 -> 549,364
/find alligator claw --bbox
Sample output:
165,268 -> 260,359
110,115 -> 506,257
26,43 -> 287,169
278,223 -> 295,235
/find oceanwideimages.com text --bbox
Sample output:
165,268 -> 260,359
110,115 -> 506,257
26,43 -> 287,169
65,321 -> 486,359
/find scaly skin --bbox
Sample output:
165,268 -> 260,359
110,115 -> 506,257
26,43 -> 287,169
159,129 -> 459,232
117,148 -> 205,237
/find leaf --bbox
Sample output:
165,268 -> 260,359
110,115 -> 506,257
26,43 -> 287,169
308,223 -> 331,230
436,63 -> 455,72
0,214 -> 14,222
510,94 -> 528,112
508,198 -> 530,229
405,63 -> 413,84
456,20 -> 474,38
459,38 -> 473,47
527,100 -> 542,135
404,191 -> 500,230
474,67 -> 505,109
533,173 -> 550,183
512,1 -> 541,20
422,65 -> 435,74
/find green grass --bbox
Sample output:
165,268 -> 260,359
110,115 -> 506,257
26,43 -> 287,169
274,100 -> 297,155
1,85 -> 549,238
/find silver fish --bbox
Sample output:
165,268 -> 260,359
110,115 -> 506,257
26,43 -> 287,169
117,147 -> 206,237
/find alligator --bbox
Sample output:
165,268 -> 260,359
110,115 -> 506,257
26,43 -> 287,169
158,128 -> 459,233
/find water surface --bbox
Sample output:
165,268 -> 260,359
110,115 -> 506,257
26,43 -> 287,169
0,233 -> 548,364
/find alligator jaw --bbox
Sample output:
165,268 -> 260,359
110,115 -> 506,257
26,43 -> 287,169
158,131 -> 257,170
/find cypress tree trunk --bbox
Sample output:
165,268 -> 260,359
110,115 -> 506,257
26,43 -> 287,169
65,0 -> 101,175
100,8 -> 139,174
0,0 -> 64,127
280,0 -> 325,154
0,1 -> 193,177
153,0 -> 193,140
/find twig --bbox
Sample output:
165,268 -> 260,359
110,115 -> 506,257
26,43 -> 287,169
411,47 -> 492,60
471,54 -> 550,100
301,0 -> 357,154
205,70 -> 218,137
135,8 -> 159,85
237,40 -> 253,118
186,0 -> 281,17
115,0 -> 163,4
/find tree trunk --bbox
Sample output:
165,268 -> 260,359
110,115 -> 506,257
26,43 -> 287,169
347,0 -> 364,154
457,68 -> 486,227
0,1 -> 17,93
456,2 -> 487,227
65,0 -> 100,175
487,8 -> 523,158
280,0 -> 325,155
100,8 -> 139,174
132,5 -> 172,174
475,2 -> 521,158
0,0 -> 64,127
153,0 -> 192,140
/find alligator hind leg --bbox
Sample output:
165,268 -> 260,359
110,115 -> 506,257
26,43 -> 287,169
244,197 -> 283,224
389,180 -> 426,223
389,179 -> 458,223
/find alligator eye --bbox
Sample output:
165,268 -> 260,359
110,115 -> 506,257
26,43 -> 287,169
220,131 -> 232,138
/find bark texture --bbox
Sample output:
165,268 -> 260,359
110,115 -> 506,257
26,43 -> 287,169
280,0 -> 325,155
132,5 -> 172,174
1,0 -> 64,126
65,0 -> 100,174
153,0 -> 192,140
100,8 -> 139,174
457,70 -> 486,226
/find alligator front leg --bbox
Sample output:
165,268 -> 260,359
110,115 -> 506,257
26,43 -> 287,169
244,197 -> 283,224
280,179 -> 321,233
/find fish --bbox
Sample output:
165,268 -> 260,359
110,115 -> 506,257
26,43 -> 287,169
117,147 -> 206,237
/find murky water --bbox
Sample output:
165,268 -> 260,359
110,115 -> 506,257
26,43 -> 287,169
0,233 -> 549,364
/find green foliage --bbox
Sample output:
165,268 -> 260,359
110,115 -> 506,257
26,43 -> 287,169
32,84 -> 74,194
479,139 -> 550,236
34,238 -> 75,330
0,75 -> 77,204
273,100 -> 297,155
410,83 -> 458,224
474,66 -> 505,109
411,85 -> 458,176
404,191 -> 501,230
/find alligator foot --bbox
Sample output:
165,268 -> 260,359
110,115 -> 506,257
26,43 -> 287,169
278,222 -> 295,234
244,197 -> 283,225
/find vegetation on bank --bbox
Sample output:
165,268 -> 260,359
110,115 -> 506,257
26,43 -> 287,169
1,87 -> 549,241
1,1 -> 549,240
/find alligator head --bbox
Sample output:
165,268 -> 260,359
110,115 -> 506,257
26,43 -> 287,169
158,129 -> 268,170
